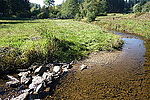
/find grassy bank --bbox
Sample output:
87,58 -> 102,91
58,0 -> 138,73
94,13 -> 150,38
0,19 -> 122,72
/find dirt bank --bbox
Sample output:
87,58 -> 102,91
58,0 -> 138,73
47,32 -> 150,100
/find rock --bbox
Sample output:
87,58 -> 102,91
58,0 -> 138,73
80,64 -> 88,71
34,66 -> 48,75
18,71 -> 30,77
35,82 -> 46,93
34,66 -> 42,74
7,75 -> 19,82
42,72 -> 53,82
29,76 -> 44,91
21,76 -> 31,84
6,75 -> 20,87
28,65 -> 39,71
70,61 -> 75,65
53,66 -> 61,73
62,64 -> 71,69
20,89 -> 31,93
6,81 -> 20,88
62,67 -> 68,73
17,69 -> 28,72
46,63 -> 54,72
11,92 -> 29,100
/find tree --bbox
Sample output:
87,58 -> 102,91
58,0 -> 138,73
0,0 -> 7,17
107,0 -> 125,13
30,3 -> 41,18
80,0 -> 108,22
0,0 -> 31,18
97,0 -> 108,15
44,0 -> 55,6
61,0 -> 79,18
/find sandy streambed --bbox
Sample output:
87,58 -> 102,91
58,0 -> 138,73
48,32 -> 150,100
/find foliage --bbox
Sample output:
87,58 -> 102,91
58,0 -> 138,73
30,3 -> 41,18
107,0 -> 125,13
44,0 -> 55,6
80,0 -> 108,22
142,1 -> 150,12
0,0 -> 31,18
61,0 -> 79,18
133,1 -> 150,12
133,3 -> 143,12
86,11 -> 96,22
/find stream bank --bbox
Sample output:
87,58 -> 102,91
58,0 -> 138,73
0,32 -> 150,100
47,32 -> 150,100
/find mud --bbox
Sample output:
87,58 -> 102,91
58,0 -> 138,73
48,32 -> 150,100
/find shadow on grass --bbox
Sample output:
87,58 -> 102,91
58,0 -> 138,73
0,21 -> 41,24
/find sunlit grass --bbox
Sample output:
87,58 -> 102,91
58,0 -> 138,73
0,19 -> 122,72
95,13 -> 150,38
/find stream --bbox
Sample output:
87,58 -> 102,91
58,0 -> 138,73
48,32 -> 150,100
0,32 -> 150,100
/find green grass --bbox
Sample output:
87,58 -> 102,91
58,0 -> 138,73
0,19 -> 122,72
94,13 -> 150,38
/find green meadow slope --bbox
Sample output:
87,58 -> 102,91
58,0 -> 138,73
94,13 -> 150,38
0,19 -> 122,72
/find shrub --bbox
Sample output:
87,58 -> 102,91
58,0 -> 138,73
0,47 -> 26,73
133,3 -> 142,13
142,2 -> 150,12
86,11 -> 96,22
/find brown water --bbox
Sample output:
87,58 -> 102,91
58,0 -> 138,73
47,32 -> 150,100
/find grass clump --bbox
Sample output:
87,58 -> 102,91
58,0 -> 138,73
0,19 -> 122,72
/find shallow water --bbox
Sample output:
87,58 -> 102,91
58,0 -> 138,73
48,32 -> 150,100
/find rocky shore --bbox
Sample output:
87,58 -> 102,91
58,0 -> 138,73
0,62 -> 75,100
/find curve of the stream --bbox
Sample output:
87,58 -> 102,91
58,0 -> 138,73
48,32 -> 150,100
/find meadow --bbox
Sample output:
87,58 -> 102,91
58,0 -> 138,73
94,13 -> 150,38
0,19 -> 122,72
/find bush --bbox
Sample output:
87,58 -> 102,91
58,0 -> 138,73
86,11 -> 96,22
75,13 -> 82,21
133,1 -> 150,13
0,47 -> 27,73
37,12 -> 49,19
142,2 -> 150,12
133,3 -> 142,13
